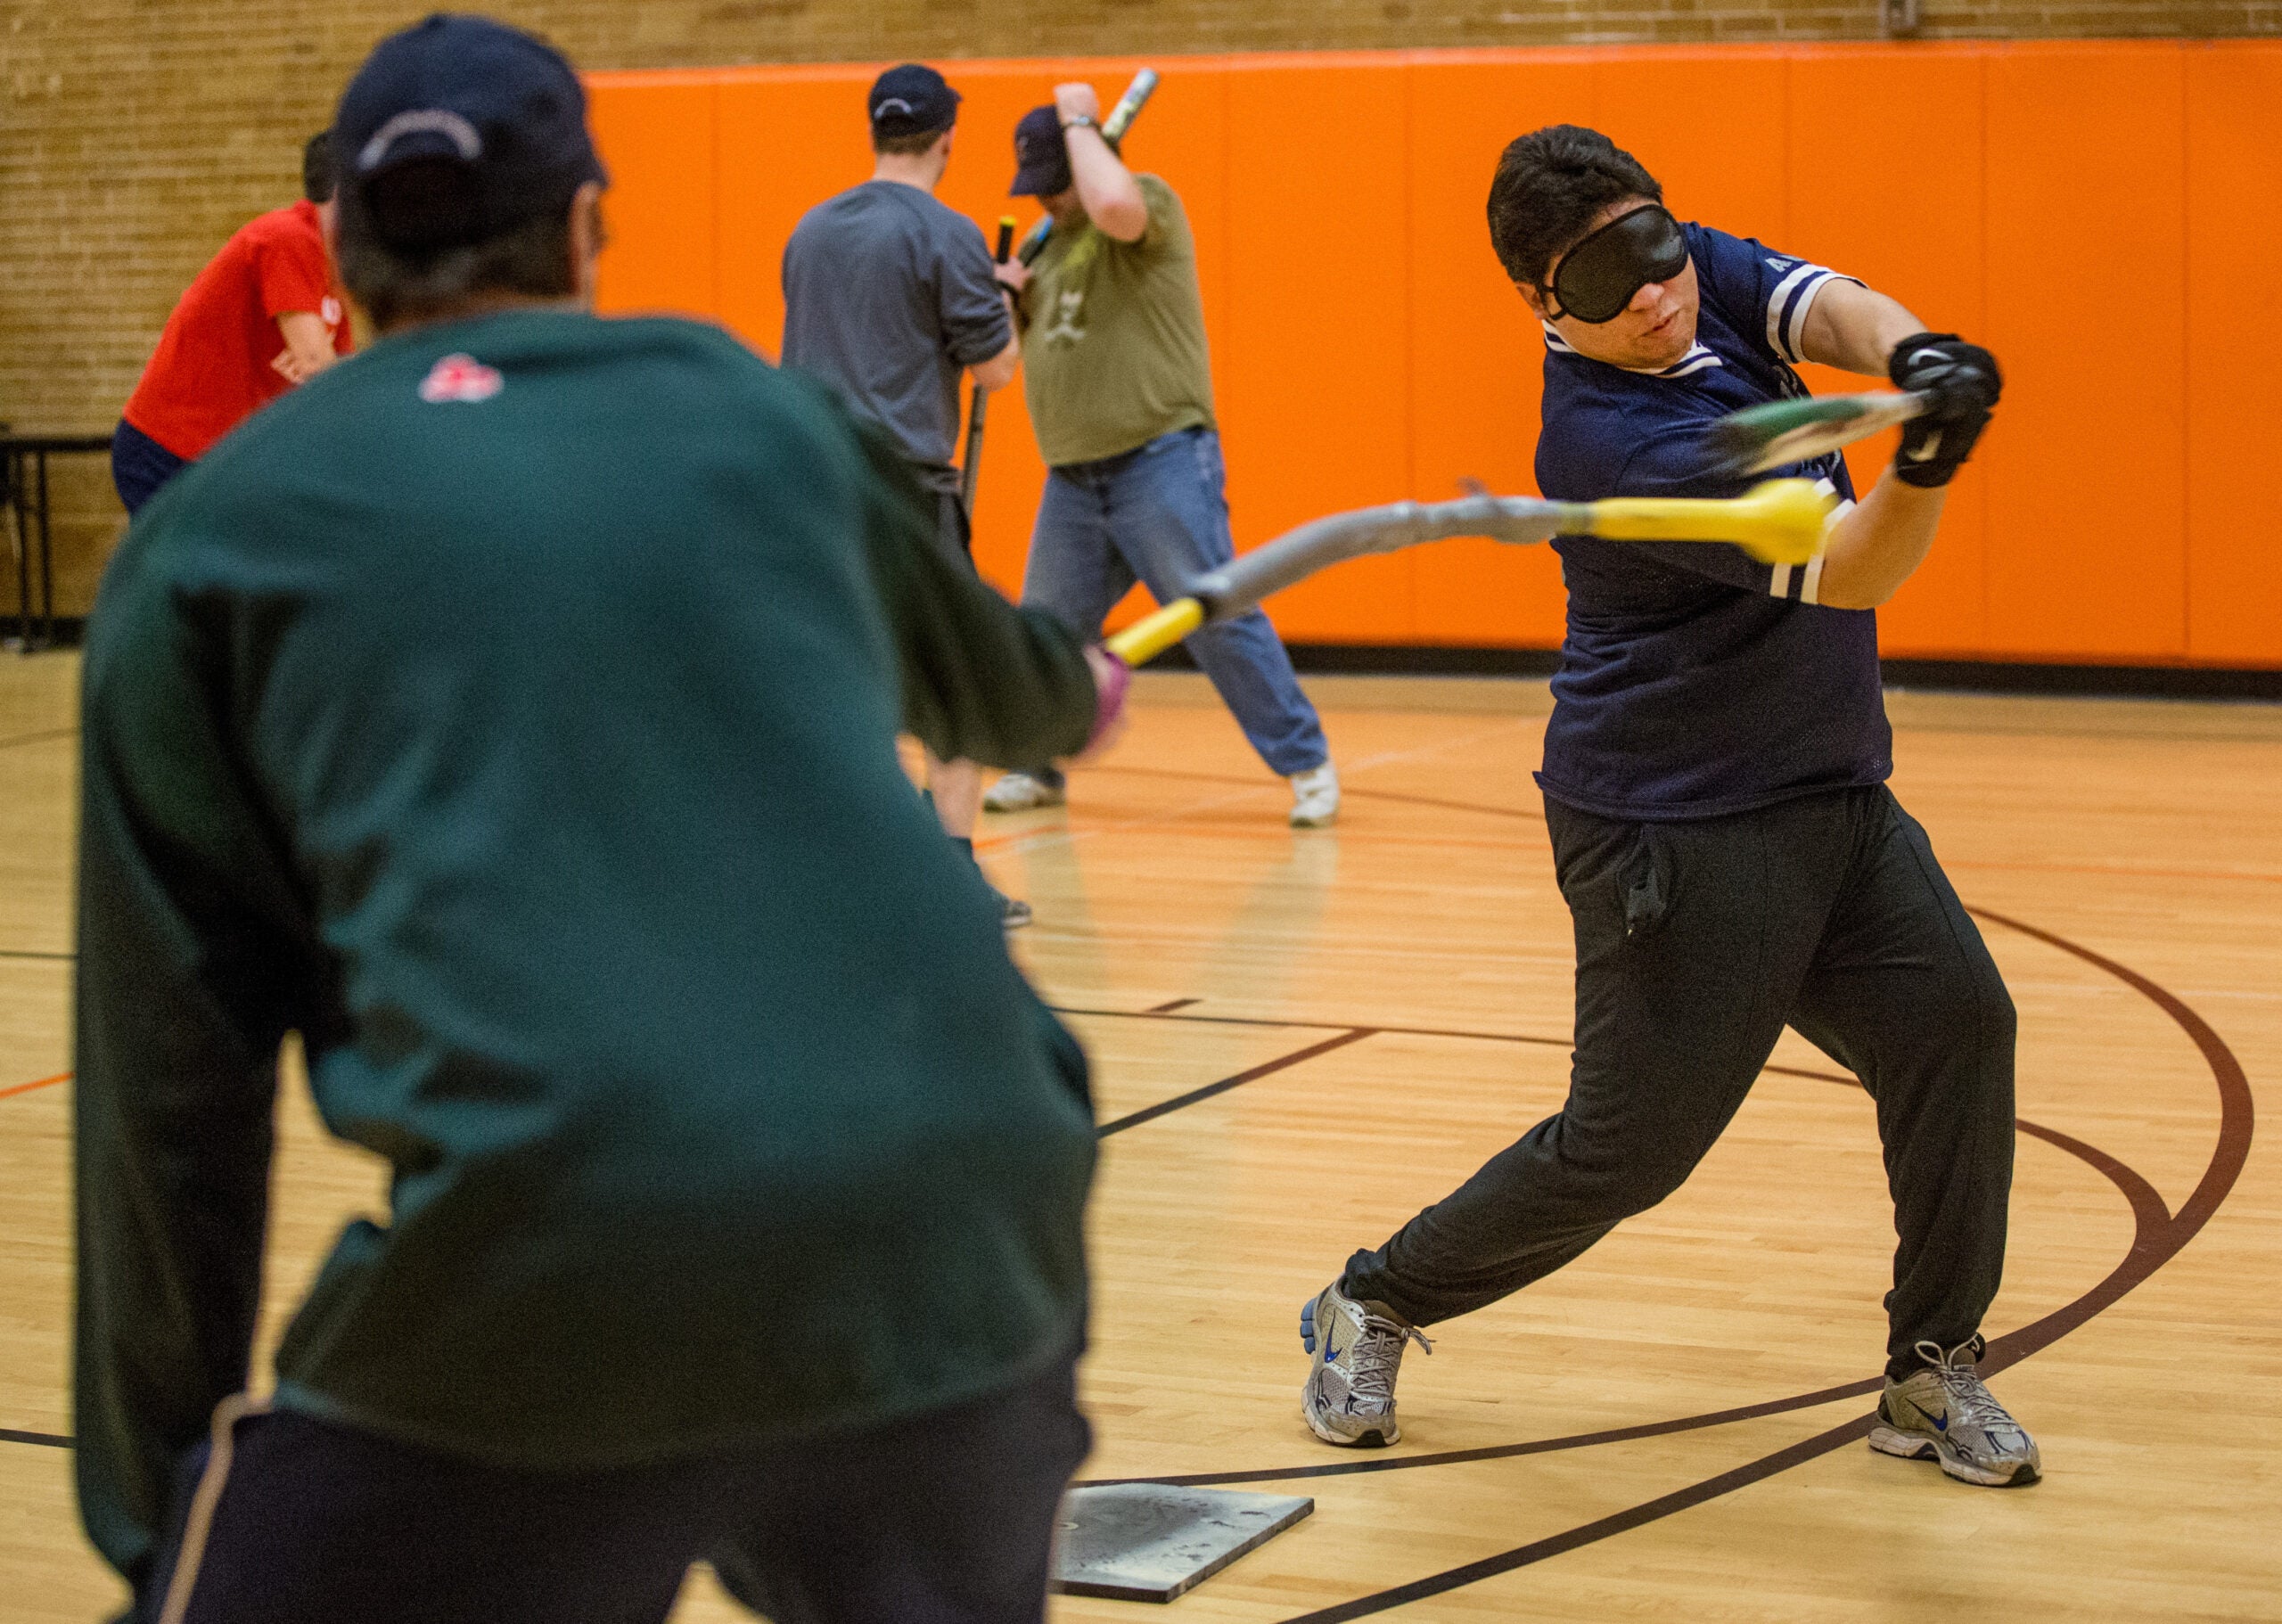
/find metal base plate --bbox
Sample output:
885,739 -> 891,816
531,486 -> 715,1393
1052,1483 -> 1316,1603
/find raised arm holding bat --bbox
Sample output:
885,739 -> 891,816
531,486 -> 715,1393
981,77 -> 1342,830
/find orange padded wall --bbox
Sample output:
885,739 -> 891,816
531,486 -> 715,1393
1986,45 -> 2188,660
588,40 -> 2282,668
2185,45 -> 2282,666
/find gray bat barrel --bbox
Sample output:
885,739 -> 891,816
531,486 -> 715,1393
1182,495 -> 1584,624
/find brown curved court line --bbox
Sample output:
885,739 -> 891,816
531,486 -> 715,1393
1063,905 -> 2253,1620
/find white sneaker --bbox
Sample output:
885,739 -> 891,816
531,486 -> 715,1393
1289,763 -> 1340,827
1869,1337 -> 2040,1488
1300,1280 -> 1431,1447
981,772 -> 1065,813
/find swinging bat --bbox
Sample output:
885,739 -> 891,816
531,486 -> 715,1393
1705,390 -> 1932,477
1019,68 -> 1160,265
1104,480 -> 1837,668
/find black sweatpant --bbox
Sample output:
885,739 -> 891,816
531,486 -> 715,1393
134,1349 -> 1088,1624
1342,784 -> 2015,1382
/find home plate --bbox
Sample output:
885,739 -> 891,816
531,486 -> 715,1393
1052,1484 -> 1317,1602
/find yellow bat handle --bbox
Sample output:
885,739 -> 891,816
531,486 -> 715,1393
1580,478 -> 1833,566
1104,598 -> 1204,667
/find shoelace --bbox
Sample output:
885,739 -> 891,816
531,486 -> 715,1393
1914,1338 -> 2015,1433
1348,1315 -> 1432,1406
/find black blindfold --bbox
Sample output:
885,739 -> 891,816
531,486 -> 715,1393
1542,204 -> 1689,324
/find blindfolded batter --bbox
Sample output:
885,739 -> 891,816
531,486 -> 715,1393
1298,123 -> 2036,1494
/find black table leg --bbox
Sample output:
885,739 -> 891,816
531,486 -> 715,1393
34,450 -> 53,650
7,451 -> 27,652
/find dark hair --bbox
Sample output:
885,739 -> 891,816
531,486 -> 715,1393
872,123 -> 949,158
1485,125 -> 1662,289
302,131 -> 335,204
333,158 -> 580,330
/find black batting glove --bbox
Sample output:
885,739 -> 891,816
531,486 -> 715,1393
1887,332 -> 2002,488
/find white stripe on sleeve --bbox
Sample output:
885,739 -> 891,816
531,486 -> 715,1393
1801,493 -> 1852,607
1764,264 -> 1824,361
1769,562 -> 1794,599
1780,269 -> 1841,365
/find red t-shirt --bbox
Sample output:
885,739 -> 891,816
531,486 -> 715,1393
122,200 -> 354,461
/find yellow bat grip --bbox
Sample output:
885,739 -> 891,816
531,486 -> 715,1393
1580,478 -> 1834,566
1104,598 -> 1205,667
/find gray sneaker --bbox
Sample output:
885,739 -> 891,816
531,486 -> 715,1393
1869,1337 -> 2041,1487
1299,1281 -> 1432,1448
981,772 -> 1065,813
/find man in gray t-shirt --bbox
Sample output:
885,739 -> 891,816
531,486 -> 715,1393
782,195 -> 1009,491
783,64 -> 1016,516
780,63 -> 1028,923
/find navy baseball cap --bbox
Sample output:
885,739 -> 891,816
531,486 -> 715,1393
869,63 -> 959,140
333,13 -> 607,250
1011,106 -> 1072,198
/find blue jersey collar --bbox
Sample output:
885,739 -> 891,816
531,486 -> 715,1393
1542,320 -> 1724,380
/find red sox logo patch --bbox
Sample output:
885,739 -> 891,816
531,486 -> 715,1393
418,354 -> 505,404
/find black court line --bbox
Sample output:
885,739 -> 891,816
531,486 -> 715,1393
1077,1375 -> 1882,1489
1097,1029 -> 1376,1138
0,726 -> 77,753
1,1427 -> 70,1449
1062,1004 -> 1879,1094
1055,1004 -> 1569,1050
1276,1413 -> 1889,1623
0,948 -> 74,962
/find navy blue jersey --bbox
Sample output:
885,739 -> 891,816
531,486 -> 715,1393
1532,222 -> 1891,821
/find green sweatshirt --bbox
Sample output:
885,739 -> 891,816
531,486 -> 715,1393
1019,175 -> 1215,468
75,310 -> 1102,1593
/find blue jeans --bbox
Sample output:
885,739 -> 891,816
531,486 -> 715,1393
1023,428 -> 1328,777
111,418 -> 189,515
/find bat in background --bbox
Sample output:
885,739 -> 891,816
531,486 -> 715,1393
1019,67 -> 1159,265
1704,390 -> 1931,477
1101,66 -> 1159,145
1105,480 -> 1836,668
959,216 -> 1018,518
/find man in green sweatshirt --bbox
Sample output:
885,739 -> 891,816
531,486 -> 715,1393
74,17 -> 1126,1623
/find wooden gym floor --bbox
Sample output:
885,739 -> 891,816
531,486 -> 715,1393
4,652 -> 2279,1621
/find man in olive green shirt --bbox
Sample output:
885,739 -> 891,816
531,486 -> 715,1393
75,19 -> 1125,1623
984,86 -> 1338,829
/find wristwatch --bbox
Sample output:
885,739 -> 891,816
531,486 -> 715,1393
1060,113 -> 1099,133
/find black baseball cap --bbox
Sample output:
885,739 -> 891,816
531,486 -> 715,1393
333,13 -> 608,251
870,63 -> 959,140
1011,106 -> 1072,198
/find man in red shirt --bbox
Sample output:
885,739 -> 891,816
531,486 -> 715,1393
112,134 -> 354,513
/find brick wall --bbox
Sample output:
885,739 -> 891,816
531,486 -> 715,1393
4,1 -> 2274,615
